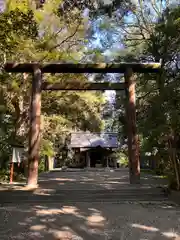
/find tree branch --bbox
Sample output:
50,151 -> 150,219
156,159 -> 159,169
39,20 -> 82,62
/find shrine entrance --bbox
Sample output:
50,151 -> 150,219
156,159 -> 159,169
5,62 -> 161,187
90,146 -> 104,168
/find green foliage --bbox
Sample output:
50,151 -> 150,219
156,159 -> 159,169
38,159 -> 45,173
0,0 -> 105,179
98,1 -> 180,189
0,169 -> 9,182
121,3 -> 180,189
3,0 -> 180,191
0,9 -> 38,57
116,152 -> 128,167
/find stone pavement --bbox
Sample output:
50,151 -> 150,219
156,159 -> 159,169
0,169 -> 180,240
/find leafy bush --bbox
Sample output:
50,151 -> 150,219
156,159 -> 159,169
38,158 -> 45,173
117,152 -> 128,167
0,168 -> 9,182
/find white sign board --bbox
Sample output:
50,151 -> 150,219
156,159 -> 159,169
12,147 -> 24,163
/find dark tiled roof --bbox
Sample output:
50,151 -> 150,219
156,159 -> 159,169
70,132 -> 118,148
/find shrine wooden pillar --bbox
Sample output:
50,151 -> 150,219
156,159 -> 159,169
27,65 -> 42,187
125,68 -> 140,184
86,151 -> 91,168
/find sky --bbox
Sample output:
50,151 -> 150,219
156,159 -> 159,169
86,12 -> 125,99
0,0 -> 4,11
87,0 -> 175,99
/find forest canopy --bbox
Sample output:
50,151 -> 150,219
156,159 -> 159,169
1,0 -> 180,190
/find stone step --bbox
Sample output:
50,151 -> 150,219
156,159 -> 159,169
0,189 -> 168,204
0,187 -> 165,195
0,197 -> 169,204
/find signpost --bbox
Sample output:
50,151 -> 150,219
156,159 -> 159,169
10,145 -> 24,184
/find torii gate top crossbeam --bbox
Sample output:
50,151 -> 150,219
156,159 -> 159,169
4,62 -> 161,73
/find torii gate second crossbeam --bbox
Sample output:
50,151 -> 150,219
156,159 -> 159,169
5,62 -> 161,187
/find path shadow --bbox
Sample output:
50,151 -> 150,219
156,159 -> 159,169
0,200 -> 180,239
0,170 -> 179,239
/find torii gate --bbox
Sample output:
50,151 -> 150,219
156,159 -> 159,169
5,62 -> 161,187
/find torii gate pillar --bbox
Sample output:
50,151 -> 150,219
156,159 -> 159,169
27,66 -> 42,187
125,68 -> 140,183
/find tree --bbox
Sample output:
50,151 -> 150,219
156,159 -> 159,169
117,2 -> 180,189
58,0 -> 135,18
0,0 -> 105,184
90,0 -> 180,189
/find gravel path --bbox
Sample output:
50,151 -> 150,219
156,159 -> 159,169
0,169 -> 179,240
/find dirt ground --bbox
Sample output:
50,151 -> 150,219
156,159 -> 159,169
0,169 -> 179,240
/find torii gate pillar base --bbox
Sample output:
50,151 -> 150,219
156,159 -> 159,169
129,174 -> 140,184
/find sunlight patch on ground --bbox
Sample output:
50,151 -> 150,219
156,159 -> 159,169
162,231 -> 180,238
33,205 -> 106,239
62,206 -> 79,214
86,212 -> 106,227
131,223 -> 159,232
36,208 -> 63,216
50,178 -> 76,182
61,206 -> 86,219
30,224 -> 46,231
131,223 -> 180,239
161,205 -> 175,209
36,205 -> 86,219
48,226 -> 83,240
34,188 -> 56,195
39,177 -> 76,182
